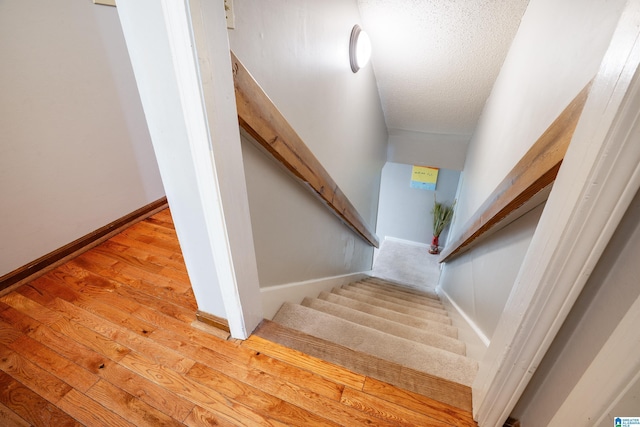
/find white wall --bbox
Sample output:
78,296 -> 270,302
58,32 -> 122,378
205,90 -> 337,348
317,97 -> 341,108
511,188 -> 640,425
376,162 -> 460,245
451,0 -> 627,229
598,375 -> 640,424
440,203 -> 544,339
0,1 -> 164,276
440,0 -> 627,340
387,130 -> 469,171
228,0 -> 388,287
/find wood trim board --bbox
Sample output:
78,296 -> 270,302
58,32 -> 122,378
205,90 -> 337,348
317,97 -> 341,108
231,51 -> 380,248
0,197 -> 168,293
439,82 -> 592,263
93,0 -> 116,6
196,310 -> 231,333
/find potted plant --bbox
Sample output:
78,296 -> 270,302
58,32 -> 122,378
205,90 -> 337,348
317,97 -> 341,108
429,197 -> 455,254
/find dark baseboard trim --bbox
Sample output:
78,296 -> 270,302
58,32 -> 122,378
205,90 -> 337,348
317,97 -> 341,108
0,197 -> 168,293
196,310 -> 231,333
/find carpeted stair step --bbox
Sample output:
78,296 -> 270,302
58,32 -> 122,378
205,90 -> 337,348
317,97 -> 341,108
317,291 -> 458,338
350,281 -> 445,308
330,287 -> 452,325
301,297 -> 466,355
343,284 -> 447,313
363,277 -> 440,299
253,319 -> 473,412
358,278 -> 442,300
272,302 -> 478,386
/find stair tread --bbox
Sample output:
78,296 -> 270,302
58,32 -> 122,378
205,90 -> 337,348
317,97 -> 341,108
352,281 -> 444,307
343,284 -> 447,313
253,319 -> 473,412
318,292 -> 458,338
331,288 -> 452,325
272,303 -> 477,386
302,297 -> 465,355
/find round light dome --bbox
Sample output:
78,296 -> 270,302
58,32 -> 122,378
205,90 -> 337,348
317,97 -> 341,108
349,25 -> 372,73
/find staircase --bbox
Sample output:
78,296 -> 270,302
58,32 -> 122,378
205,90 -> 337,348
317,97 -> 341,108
254,276 -> 478,411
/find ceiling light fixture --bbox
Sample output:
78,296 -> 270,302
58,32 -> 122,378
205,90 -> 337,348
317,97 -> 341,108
349,25 -> 372,73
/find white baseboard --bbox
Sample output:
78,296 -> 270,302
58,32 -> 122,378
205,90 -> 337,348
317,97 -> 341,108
438,286 -> 490,347
260,271 -> 372,320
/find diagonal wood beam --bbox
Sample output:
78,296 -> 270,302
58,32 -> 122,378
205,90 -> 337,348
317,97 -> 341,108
231,51 -> 379,248
439,82 -> 592,263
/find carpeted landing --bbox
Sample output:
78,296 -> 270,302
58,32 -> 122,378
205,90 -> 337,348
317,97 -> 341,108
254,276 -> 478,411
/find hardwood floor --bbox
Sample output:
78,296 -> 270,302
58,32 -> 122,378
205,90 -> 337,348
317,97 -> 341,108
0,209 -> 477,426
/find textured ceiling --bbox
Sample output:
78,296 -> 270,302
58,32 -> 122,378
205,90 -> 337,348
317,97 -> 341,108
357,0 -> 529,139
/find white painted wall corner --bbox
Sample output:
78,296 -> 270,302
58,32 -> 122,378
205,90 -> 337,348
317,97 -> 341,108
438,286 -> 490,347
260,271 -> 373,320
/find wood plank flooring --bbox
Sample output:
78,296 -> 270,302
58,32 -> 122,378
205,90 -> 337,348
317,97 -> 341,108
0,209 -> 477,426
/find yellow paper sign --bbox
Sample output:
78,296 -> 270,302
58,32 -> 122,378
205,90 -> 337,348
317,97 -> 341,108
411,166 -> 439,190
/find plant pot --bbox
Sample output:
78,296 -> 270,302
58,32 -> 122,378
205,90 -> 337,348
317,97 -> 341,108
429,235 -> 440,254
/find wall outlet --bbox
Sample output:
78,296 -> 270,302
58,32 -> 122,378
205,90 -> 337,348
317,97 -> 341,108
224,0 -> 235,29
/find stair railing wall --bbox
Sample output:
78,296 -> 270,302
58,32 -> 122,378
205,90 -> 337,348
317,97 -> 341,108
438,82 -> 592,263
231,51 -> 379,248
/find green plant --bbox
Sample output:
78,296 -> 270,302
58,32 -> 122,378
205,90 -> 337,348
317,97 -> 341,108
432,197 -> 455,238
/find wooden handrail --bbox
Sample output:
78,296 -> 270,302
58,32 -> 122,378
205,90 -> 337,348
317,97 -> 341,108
231,52 -> 380,248
439,82 -> 592,262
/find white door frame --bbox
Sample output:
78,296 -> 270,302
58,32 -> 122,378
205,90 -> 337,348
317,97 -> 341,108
186,0 -> 266,338
473,2 -> 640,425
117,0 -> 263,339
